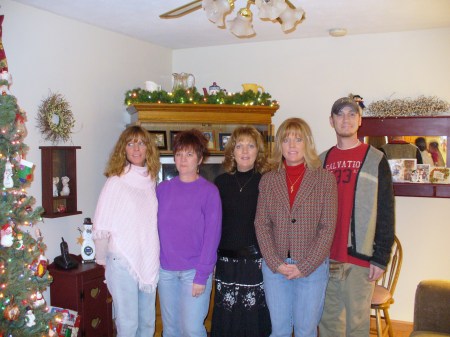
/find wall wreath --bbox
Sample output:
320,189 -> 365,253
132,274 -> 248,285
36,92 -> 75,143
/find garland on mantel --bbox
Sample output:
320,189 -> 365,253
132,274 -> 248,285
124,87 -> 279,107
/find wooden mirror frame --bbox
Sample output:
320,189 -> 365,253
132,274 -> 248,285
358,116 -> 450,198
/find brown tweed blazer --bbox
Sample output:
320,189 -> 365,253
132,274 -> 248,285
255,165 -> 338,276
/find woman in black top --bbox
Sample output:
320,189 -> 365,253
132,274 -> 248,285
211,126 -> 271,337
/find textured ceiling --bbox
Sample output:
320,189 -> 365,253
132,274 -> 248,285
10,0 -> 450,49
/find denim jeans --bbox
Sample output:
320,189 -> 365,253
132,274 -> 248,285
158,268 -> 212,337
262,258 -> 329,337
105,254 -> 156,337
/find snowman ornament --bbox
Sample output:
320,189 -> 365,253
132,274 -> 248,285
25,307 -> 36,327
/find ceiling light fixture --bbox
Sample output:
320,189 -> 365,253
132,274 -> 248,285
160,0 -> 305,38
207,0 -> 305,37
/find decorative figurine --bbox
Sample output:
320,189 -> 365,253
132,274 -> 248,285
1,223 -> 13,247
25,307 -> 36,327
60,176 -> 70,196
52,177 -> 59,197
3,159 -> 13,188
81,218 -> 95,263
209,82 -> 221,95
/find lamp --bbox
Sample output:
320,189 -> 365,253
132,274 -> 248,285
228,7 -> 256,37
202,0 -> 305,37
202,0 -> 233,27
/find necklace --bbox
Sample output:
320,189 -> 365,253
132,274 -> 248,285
286,169 -> 305,194
336,140 -> 361,150
235,171 -> 254,193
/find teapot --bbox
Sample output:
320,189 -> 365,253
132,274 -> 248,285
172,73 -> 195,91
145,81 -> 162,92
242,83 -> 264,93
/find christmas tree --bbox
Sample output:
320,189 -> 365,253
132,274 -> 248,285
0,15 -> 55,337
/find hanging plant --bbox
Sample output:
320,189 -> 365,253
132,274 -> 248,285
36,92 -> 75,144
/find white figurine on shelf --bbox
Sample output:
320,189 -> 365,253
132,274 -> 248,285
52,177 -> 59,197
60,176 -> 70,196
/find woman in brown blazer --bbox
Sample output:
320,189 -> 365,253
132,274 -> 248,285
255,117 -> 338,337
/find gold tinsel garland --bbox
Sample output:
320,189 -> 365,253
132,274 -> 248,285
36,92 -> 75,144
364,95 -> 450,117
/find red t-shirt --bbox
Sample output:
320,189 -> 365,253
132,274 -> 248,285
325,143 -> 370,268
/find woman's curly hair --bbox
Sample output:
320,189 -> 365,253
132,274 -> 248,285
104,125 -> 160,179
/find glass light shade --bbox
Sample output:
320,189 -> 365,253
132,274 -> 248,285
228,8 -> 256,37
255,0 -> 287,20
202,0 -> 233,27
278,6 -> 305,32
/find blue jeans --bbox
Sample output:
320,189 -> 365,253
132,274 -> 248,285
158,268 -> 212,337
262,258 -> 329,337
105,254 -> 156,337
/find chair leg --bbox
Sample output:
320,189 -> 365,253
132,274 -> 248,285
383,309 -> 394,337
375,309 -> 383,337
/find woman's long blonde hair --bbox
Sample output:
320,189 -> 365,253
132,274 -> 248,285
271,118 -> 321,170
104,125 -> 160,179
222,126 -> 270,174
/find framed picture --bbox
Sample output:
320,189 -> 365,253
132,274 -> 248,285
202,131 -> 215,150
148,130 -> 167,150
219,133 -> 231,151
169,131 -> 181,150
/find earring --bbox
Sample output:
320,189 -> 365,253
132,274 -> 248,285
197,166 -> 200,174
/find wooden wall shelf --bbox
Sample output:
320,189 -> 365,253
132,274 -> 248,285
358,115 -> 450,198
40,146 -> 82,217
128,103 -> 278,156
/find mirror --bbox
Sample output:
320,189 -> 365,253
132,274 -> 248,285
358,116 -> 450,198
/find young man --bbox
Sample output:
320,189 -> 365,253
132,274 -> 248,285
319,97 -> 395,337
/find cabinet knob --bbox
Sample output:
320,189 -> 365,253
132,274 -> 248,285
91,317 -> 101,329
90,287 -> 100,299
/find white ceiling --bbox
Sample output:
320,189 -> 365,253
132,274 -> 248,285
10,0 -> 450,49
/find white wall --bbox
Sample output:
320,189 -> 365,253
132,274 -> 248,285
173,29 -> 450,322
2,0 -> 172,301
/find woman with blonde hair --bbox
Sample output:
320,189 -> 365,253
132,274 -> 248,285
211,126 -> 271,337
255,118 -> 338,337
93,125 -> 160,337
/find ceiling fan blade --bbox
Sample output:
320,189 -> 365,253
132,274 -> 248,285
160,0 -> 203,19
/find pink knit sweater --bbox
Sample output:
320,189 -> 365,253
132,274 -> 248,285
93,164 -> 159,292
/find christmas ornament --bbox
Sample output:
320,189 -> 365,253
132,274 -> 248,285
0,16 -> 8,72
1,223 -> 13,247
18,159 -> 33,183
4,302 -> 20,321
0,69 -> 11,95
15,232 -> 24,250
3,158 -> 13,188
33,291 -> 45,308
25,307 -> 36,327
81,218 -> 95,263
38,254 -> 48,277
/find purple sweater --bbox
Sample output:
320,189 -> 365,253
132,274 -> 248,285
157,176 -> 222,285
